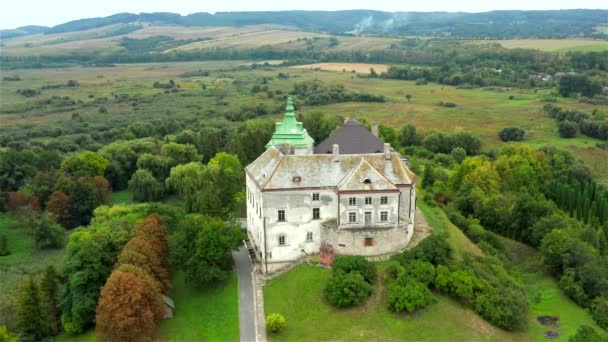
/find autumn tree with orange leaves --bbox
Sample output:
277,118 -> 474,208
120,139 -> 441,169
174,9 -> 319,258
46,191 -> 72,228
96,270 -> 164,342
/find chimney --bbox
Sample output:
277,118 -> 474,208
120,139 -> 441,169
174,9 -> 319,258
384,143 -> 391,160
333,144 -> 340,162
371,122 -> 379,137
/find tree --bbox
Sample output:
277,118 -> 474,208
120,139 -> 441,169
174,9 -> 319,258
171,215 -> 244,285
165,162 -> 207,212
558,120 -> 578,138
591,297 -> 608,330
96,270 -> 164,342
405,94 -> 412,102
0,235 -> 9,256
59,220 -> 132,334
69,177 -> 102,226
118,236 -> 171,294
15,277 -> 44,340
207,152 -> 244,215
387,279 -> 436,313
266,313 -> 286,333
160,142 -> 200,165
399,124 -> 418,147
136,154 -> 173,181
422,165 -> 435,189
498,127 -> 525,142
60,151 -> 109,177
0,326 -> 19,342
325,271 -> 373,308
39,265 -> 61,336
94,176 -> 111,205
450,147 -> 467,164
15,208 -> 65,250
46,191 -> 72,228
332,256 -> 377,284
129,170 -> 165,202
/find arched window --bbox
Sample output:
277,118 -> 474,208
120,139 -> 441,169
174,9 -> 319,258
363,178 -> 372,184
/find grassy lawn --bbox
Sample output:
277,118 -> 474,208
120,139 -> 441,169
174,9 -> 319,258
110,190 -> 134,205
264,264 -> 524,341
158,272 -> 239,341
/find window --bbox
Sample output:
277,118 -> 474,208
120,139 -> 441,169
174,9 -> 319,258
365,197 -> 372,205
278,235 -> 286,246
348,212 -> 357,223
363,178 -> 372,184
364,238 -> 374,246
312,193 -> 320,201
380,211 -> 388,222
348,197 -> 356,206
380,196 -> 388,205
313,208 -> 320,220
306,232 -> 313,242
278,210 -> 285,222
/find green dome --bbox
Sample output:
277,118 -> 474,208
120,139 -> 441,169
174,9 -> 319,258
266,97 -> 315,149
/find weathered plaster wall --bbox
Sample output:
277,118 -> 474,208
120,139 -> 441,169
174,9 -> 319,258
338,193 -> 400,228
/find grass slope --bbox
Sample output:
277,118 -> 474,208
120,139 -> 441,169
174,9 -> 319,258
500,238 -> 605,341
264,265 -> 523,341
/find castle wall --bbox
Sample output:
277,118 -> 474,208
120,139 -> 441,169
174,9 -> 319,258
321,224 -> 410,256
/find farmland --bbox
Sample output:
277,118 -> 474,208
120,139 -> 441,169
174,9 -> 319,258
487,39 -> 608,52
2,61 -> 607,184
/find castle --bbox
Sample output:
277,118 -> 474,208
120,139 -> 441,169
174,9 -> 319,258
245,97 -> 417,274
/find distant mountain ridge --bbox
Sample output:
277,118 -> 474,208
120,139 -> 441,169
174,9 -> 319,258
3,9 -> 608,39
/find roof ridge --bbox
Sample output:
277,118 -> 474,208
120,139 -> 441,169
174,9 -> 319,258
260,149 -> 285,190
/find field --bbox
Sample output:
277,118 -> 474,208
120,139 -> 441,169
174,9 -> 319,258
291,62 -> 389,74
2,62 -> 606,184
469,39 -> 608,52
0,24 -> 401,56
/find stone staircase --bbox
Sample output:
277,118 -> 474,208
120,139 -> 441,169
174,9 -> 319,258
244,238 -> 257,261
365,207 -> 433,262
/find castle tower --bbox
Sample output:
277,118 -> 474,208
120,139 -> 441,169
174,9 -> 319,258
266,96 -> 315,155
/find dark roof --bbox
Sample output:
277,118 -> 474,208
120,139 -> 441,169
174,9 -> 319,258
314,119 -> 384,154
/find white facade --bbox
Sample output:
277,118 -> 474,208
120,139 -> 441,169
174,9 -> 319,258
246,148 -> 417,274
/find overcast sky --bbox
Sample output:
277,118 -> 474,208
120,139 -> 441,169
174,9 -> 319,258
3,0 -> 607,29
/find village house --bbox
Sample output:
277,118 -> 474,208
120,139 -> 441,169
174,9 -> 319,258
245,97 -> 417,274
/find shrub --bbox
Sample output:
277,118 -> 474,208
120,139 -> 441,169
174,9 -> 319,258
437,101 -> 457,108
591,297 -> 608,330
498,127 -> 525,142
397,260 -> 436,286
266,313 -> 286,333
393,234 -> 452,266
332,256 -> 377,284
387,279 -> 436,313
558,120 -> 578,138
474,286 -> 528,331
325,271 -> 373,308
569,325 -> 608,342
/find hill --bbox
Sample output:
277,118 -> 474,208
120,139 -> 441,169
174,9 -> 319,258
4,10 -> 608,39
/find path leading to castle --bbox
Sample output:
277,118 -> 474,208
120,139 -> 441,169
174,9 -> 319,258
233,246 -> 257,342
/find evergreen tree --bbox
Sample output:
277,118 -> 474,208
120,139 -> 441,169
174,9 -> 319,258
422,165 -> 435,189
39,265 -> 61,336
0,235 -> 9,256
15,277 -> 44,340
